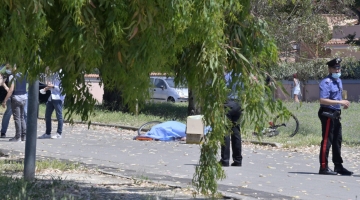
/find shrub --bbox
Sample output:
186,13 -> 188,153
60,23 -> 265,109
272,58 -> 360,81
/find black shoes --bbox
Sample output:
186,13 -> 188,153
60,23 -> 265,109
319,166 -> 354,176
0,133 -> 5,138
231,162 -> 242,167
219,161 -> 229,167
319,167 -> 338,175
219,161 -> 242,167
334,166 -> 353,176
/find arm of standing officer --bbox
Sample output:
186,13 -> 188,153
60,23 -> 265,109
2,81 -> 9,92
319,98 -> 350,109
1,81 -> 14,108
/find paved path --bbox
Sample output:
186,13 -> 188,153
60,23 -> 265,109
1,120 -> 360,200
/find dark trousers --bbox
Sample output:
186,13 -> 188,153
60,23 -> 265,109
220,100 -> 242,165
11,97 -> 27,138
318,108 -> 343,169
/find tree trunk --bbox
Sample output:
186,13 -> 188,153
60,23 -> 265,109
102,86 -> 129,112
188,89 -> 201,116
301,81 -> 306,102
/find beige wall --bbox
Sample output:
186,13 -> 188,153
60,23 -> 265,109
276,80 -> 360,102
85,77 -> 103,104
326,46 -> 360,60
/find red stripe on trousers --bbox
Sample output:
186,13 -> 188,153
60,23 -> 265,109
321,118 -> 331,169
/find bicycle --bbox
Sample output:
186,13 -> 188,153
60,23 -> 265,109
137,121 -> 163,136
254,113 -> 299,137
138,112 -> 299,138
136,115 -> 185,136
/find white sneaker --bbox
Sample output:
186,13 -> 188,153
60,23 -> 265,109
51,133 -> 62,139
38,133 -> 51,139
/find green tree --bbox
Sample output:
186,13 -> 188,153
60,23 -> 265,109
0,0 -> 288,197
251,0 -> 356,62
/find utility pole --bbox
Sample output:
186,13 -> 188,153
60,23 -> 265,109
24,80 -> 39,181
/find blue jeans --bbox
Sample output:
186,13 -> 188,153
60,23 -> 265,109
1,98 -> 27,134
1,99 -> 12,134
45,99 -> 63,135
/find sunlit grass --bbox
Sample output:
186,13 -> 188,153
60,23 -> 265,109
242,101 -> 360,147
0,175 -> 76,200
0,158 -> 82,173
0,158 -> 83,199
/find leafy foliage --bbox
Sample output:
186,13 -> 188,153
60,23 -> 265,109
1,0 -> 342,197
251,0 -> 358,62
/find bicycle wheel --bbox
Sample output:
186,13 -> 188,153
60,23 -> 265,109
273,113 -> 299,137
137,121 -> 162,136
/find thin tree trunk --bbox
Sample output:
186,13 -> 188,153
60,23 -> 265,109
188,89 -> 201,116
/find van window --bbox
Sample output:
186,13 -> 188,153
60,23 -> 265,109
154,79 -> 167,89
164,79 -> 175,88
164,78 -> 186,88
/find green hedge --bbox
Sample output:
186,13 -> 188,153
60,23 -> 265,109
272,58 -> 360,81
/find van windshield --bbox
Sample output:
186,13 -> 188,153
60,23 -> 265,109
164,79 -> 186,88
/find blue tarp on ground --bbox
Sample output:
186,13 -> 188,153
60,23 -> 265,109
137,121 -> 211,141
143,121 -> 186,141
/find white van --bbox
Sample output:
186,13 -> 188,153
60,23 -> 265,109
149,77 -> 188,103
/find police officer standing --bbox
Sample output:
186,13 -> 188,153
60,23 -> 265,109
318,58 -> 353,175
219,70 -> 242,167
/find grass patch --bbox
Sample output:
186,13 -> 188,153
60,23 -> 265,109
0,175 -> 77,200
0,158 -> 84,200
0,158 -> 82,173
242,102 -> 360,148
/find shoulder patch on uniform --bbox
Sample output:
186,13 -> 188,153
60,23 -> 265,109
324,78 -> 331,83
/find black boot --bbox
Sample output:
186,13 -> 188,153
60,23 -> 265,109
219,160 -> 229,167
231,162 -> 242,167
334,164 -> 353,176
319,167 -> 337,175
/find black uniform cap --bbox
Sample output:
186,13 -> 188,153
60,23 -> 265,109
326,58 -> 342,69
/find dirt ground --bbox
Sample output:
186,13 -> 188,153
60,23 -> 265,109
2,167 -> 210,200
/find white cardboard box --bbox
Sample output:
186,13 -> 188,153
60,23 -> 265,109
186,115 -> 204,144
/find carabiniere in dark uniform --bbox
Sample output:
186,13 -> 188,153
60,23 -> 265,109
318,58 -> 353,176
